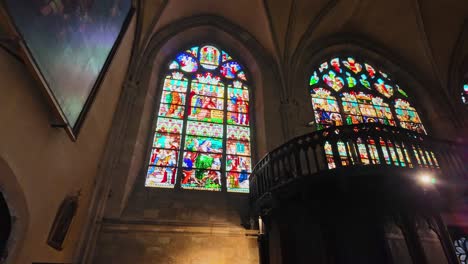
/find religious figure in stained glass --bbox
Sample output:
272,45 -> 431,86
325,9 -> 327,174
145,45 -> 252,193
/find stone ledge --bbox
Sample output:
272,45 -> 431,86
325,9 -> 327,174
101,219 -> 259,237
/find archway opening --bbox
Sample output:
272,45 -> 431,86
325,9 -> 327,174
0,192 -> 11,259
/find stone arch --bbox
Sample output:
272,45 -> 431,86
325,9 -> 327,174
288,35 -> 458,139
102,15 -> 284,217
0,157 -> 29,264
132,15 -> 285,157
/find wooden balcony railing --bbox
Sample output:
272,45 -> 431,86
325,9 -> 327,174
249,123 -> 466,204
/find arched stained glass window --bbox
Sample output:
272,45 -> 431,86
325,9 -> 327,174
309,56 -> 426,134
146,45 -> 252,193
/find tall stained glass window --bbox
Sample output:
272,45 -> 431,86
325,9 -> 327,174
145,45 -> 252,193
309,56 -> 426,134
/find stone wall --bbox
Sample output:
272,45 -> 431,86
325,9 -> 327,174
93,223 -> 259,264
0,13 -> 136,264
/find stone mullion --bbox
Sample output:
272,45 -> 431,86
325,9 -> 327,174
221,82 -> 228,192
175,77 -> 193,189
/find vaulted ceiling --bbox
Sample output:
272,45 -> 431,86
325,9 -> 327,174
0,0 -> 466,94
136,0 -> 468,97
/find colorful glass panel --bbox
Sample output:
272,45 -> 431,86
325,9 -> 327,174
228,88 -> 249,112
187,46 -> 199,57
156,118 -> 183,134
357,139 -> 370,165
374,78 -> 394,98
430,151 -> 439,167
149,148 -> 179,166
237,71 -> 247,81
199,45 -> 220,70
221,61 -> 242,79
146,166 -> 177,188
227,125 -> 250,141
462,84 -> 468,104
161,91 -> 186,105
323,70 -> 345,91
191,81 -> 224,97
181,169 -> 221,190
343,57 -> 362,74
379,138 -> 392,165
196,72 -> 221,85
153,133 -> 181,149
227,172 -> 250,192
394,99 -> 426,134
341,92 -> 395,126
359,74 -> 371,89
310,71 -> 319,85
395,143 -> 406,167
176,53 -> 198,72
228,112 -> 250,126
367,139 -> 380,164
227,140 -> 251,156
186,121 -> 223,138
183,152 -> 222,170
226,155 -> 252,173
310,88 -> 342,129
345,72 -> 357,87
158,104 -> 185,119
337,141 -> 350,166
163,75 -> 188,92
324,141 -> 336,169
330,58 -> 342,73
222,50 -> 232,62
169,61 -> 179,70
397,85 -> 408,97
185,136 -> 224,153
319,62 -> 328,72
147,45 -> 250,192
365,63 -> 376,78
311,57 -> 426,133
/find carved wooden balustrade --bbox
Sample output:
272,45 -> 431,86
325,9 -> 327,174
249,123 -> 466,206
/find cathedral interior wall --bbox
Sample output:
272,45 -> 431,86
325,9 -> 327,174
0,14 -> 136,264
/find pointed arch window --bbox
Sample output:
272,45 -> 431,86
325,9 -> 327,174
146,45 -> 252,193
309,56 -> 426,134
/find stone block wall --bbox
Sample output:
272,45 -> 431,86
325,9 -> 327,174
93,224 -> 259,264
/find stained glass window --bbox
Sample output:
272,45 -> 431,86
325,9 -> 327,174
308,56 -> 426,134
310,88 -> 342,130
146,45 -> 252,193
394,99 -> 426,134
462,84 -> 468,105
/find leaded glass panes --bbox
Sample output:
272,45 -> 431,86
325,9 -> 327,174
309,56 -> 426,134
310,88 -> 342,129
394,99 -> 426,134
146,45 -> 252,193
341,92 -> 396,126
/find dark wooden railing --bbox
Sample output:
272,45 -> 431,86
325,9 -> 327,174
249,123 -> 467,203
